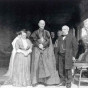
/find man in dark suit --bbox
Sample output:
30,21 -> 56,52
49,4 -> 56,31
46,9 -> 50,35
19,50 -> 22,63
56,25 -> 78,88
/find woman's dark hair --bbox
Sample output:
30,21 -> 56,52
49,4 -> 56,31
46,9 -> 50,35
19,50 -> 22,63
16,29 -> 27,36
16,31 -> 21,35
20,29 -> 27,34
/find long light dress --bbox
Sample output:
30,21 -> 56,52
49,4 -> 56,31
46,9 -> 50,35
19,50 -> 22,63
78,28 -> 88,62
4,38 -> 32,87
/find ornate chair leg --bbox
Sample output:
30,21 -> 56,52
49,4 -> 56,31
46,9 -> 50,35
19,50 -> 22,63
78,68 -> 82,88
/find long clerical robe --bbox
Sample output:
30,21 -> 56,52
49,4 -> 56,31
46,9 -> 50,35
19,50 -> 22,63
31,29 -> 60,85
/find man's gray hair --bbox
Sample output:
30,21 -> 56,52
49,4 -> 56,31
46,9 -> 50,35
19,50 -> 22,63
62,25 -> 69,30
39,20 -> 45,24
83,18 -> 88,24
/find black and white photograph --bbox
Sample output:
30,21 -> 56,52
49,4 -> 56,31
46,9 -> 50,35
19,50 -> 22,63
0,0 -> 88,88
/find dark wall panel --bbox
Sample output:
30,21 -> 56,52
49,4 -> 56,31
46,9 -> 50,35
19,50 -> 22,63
0,0 -> 84,67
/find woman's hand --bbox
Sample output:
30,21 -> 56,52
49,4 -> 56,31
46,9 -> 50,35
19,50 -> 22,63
23,51 -> 28,56
28,48 -> 32,53
16,48 -> 32,56
24,49 -> 32,56
26,46 -> 30,50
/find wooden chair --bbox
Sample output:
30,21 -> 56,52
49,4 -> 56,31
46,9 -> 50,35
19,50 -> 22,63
73,62 -> 88,88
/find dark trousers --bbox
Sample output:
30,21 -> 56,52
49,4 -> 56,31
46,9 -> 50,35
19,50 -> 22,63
58,53 -> 72,86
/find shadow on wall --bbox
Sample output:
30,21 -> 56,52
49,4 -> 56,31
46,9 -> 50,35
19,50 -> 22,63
0,26 -> 14,68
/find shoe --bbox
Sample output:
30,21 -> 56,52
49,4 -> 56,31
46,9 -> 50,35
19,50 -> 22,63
32,83 -> 38,87
66,83 -> 71,88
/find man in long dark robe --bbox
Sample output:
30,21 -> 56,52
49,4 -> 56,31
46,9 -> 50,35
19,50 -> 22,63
56,25 -> 78,88
31,20 -> 60,86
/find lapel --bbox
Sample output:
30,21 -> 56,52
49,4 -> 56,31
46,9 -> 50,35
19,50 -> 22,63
26,39 -> 30,49
26,39 -> 30,47
65,33 -> 71,49
65,34 -> 69,44
18,38 -> 25,49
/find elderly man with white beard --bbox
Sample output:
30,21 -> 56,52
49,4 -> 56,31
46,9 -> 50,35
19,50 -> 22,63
56,25 -> 78,88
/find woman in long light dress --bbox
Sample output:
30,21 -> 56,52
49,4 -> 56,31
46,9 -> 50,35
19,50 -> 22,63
4,30 -> 32,87
4,32 -> 21,77
77,19 -> 88,62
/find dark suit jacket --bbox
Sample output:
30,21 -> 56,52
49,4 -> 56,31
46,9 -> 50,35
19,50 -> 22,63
56,33 -> 78,69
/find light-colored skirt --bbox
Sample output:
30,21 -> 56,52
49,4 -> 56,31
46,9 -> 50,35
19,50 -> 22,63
3,49 -> 16,77
4,53 -> 31,87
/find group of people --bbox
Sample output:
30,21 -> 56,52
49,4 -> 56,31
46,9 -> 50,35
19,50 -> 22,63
2,19 -> 88,88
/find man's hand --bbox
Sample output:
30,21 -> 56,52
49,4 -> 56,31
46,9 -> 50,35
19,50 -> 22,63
72,57 -> 76,62
38,44 -> 43,49
85,49 -> 88,53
